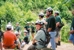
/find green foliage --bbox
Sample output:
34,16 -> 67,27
61,25 -> 70,42
0,1 -> 38,30
60,18 -> 70,42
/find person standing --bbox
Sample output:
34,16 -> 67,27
21,30 -> 29,48
54,11 -> 61,46
24,22 -> 30,35
15,23 -> 20,32
24,22 -> 30,42
46,7 -> 56,50
15,31 -> 21,50
37,12 -> 47,31
37,12 -> 45,23
69,10 -> 74,45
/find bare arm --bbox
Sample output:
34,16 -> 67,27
32,39 -> 36,44
56,22 -> 60,27
47,28 -> 52,32
70,30 -> 74,34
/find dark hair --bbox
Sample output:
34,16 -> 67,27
7,28 -> 11,31
16,34 -> 19,36
35,23 -> 42,25
55,13 -> 59,15
49,10 -> 53,14
39,15 -> 44,18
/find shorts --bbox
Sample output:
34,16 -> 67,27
56,28 -> 60,37
56,31 -> 60,37
69,34 -> 74,44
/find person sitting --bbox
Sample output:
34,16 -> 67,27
15,31 -> 21,50
3,24 -> 17,49
28,21 -> 46,50
21,30 -> 29,48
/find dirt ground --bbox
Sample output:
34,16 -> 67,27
23,42 -> 74,50
2,42 -> 74,50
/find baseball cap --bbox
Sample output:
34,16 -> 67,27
35,21 -> 44,25
6,24 -> 12,29
46,7 -> 53,11
15,31 -> 19,35
24,30 -> 28,33
39,12 -> 44,16
55,11 -> 59,14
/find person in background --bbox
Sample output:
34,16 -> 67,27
69,10 -> 74,45
24,22 -> 30,42
37,12 -> 45,23
24,22 -> 30,34
37,12 -> 47,31
23,30 -> 29,44
7,22 -> 14,31
15,23 -> 20,33
21,30 -> 29,48
15,31 -> 21,50
3,24 -> 17,49
30,22 -> 35,40
54,11 -> 61,46
0,28 -> 3,50
46,7 -> 56,50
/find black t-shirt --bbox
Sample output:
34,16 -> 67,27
0,30 -> 3,42
31,26 -> 35,33
23,36 -> 29,44
71,17 -> 74,28
15,26 -> 20,32
46,15 -> 56,31
24,25 -> 30,33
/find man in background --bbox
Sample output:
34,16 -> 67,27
54,11 -> 61,46
24,22 -> 30,34
15,23 -> 20,32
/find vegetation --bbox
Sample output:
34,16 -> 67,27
0,0 -> 74,42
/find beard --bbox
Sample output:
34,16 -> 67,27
46,14 -> 50,18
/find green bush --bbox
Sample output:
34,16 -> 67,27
61,25 -> 70,42
60,19 -> 70,42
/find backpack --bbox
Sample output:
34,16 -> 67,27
39,29 -> 51,46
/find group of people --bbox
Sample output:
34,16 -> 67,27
28,7 -> 62,50
0,21 -> 35,50
0,7 -> 74,50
